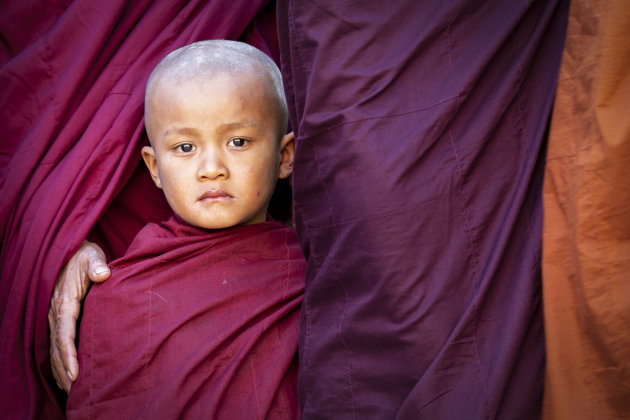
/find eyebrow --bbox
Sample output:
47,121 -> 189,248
215,120 -> 260,131
162,127 -> 201,140
162,121 -> 260,140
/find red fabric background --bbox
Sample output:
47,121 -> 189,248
0,1 -> 279,417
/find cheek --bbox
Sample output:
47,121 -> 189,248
157,164 -> 186,196
245,159 -> 273,182
240,152 -> 278,197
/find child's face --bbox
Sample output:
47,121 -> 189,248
142,72 -> 293,230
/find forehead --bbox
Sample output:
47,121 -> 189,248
155,68 -> 265,97
159,65 -> 277,105
146,72 -> 277,134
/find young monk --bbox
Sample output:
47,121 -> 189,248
65,40 -> 305,419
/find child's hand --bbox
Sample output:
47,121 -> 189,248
48,240 -> 110,392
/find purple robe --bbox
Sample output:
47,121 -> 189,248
277,1 -> 569,417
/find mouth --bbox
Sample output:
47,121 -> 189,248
198,190 -> 232,201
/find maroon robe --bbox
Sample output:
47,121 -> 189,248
0,2 -> 281,416
67,216 -> 305,419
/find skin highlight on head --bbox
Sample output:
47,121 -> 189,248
145,40 -> 288,140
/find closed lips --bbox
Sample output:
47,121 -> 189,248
199,190 -> 231,200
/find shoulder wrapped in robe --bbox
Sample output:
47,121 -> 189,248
67,217 -> 305,419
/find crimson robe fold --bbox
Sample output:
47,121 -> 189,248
0,1 -> 281,416
67,216 -> 305,419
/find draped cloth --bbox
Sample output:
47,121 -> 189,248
277,0 -> 569,417
67,216 -> 304,419
542,0 -> 630,418
0,1 -> 280,417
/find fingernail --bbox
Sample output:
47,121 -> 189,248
94,267 -> 109,276
67,370 -> 73,380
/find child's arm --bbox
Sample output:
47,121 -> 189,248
48,240 -> 110,392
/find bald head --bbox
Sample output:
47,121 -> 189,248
145,40 -> 288,136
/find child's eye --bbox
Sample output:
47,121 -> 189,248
175,143 -> 196,153
227,138 -> 249,148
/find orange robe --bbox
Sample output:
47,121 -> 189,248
542,0 -> 630,417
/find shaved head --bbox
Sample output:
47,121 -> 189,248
145,40 -> 288,136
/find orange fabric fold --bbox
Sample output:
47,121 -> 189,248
542,0 -> 630,418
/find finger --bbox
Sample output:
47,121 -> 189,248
49,310 -> 72,393
56,301 -> 80,382
88,261 -> 110,283
51,344 -> 72,392
84,244 -> 110,283
50,291 -> 81,385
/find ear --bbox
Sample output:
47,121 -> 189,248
141,145 -> 162,189
278,132 -> 295,179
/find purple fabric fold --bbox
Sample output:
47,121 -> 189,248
277,0 -> 569,417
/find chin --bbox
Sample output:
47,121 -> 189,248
178,216 -> 233,230
182,212 -> 265,230
198,221 -> 236,230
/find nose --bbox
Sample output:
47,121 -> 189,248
197,148 -> 228,180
